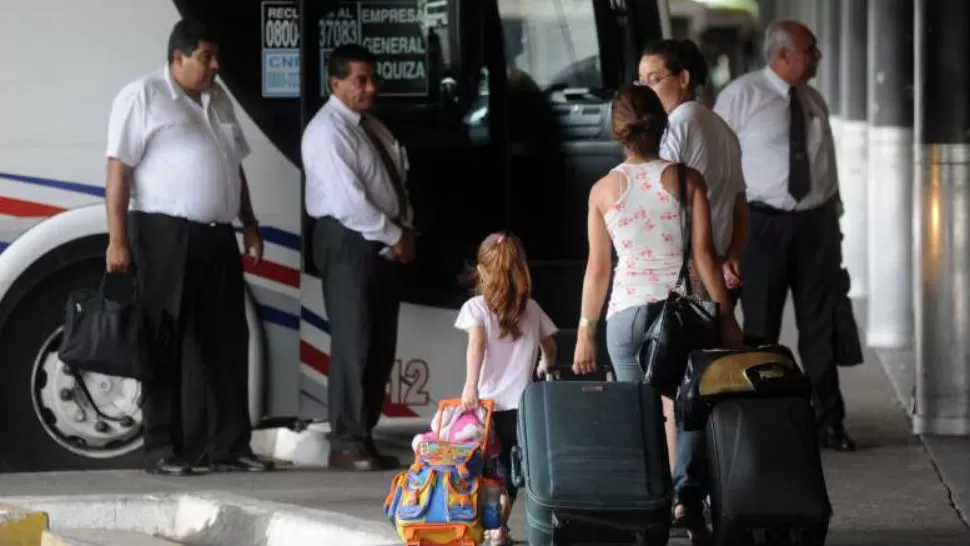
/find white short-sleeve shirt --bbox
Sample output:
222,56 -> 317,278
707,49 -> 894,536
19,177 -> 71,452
660,101 -> 745,258
454,295 -> 558,411
105,66 -> 251,224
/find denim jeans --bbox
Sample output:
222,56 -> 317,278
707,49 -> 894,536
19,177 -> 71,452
605,303 -> 706,507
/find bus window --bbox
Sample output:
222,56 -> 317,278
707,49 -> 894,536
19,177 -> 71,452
498,0 -> 602,92
495,0 -> 626,335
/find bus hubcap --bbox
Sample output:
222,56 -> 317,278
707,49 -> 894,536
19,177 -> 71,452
31,327 -> 143,459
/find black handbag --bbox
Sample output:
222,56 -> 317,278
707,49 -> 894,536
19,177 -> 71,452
833,267 -> 864,367
58,272 -> 150,380
639,163 -> 721,398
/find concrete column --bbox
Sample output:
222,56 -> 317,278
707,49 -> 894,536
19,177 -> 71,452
914,0 -> 970,436
776,0 -> 793,20
838,0 -> 869,299
865,0 -> 915,348
818,0 -> 841,142
756,0 -> 777,65
794,0 -> 818,36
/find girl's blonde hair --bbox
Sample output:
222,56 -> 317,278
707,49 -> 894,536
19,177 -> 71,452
471,232 -> 532,340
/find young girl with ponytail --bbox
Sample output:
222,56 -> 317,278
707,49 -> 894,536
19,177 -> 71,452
455,232 -> 558,546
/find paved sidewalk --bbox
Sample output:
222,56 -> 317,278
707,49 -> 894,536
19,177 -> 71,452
0,302 -> 967,545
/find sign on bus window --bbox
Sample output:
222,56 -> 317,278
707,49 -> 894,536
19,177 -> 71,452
260,0 -> 436,98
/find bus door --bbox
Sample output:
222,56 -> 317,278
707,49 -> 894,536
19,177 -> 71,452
495,0 -> 666,366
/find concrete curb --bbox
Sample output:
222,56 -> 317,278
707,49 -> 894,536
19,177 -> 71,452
3,493 -> 400,546
0,502 -> 50,546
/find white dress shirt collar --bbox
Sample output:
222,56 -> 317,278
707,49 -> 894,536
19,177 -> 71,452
327,94 -> 363,124
763,66 -> 793,97
163,64 -> 216,109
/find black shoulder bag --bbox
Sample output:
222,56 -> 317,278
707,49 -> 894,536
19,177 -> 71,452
639,163 -> 722,398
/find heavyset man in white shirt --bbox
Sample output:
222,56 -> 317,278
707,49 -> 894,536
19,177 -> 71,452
301,44 -> 415,472
713,20 -> 856,452
104,19 -> 272,476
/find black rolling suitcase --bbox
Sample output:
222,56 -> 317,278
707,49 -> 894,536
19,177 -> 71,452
678,345 -> 832,546
511,366 -> 672,546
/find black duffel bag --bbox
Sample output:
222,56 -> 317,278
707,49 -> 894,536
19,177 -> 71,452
58,272 -> 151,380
676,344 -> 812,431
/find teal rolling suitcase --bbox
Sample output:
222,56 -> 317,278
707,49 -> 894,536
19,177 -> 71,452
511,371 -> 672,545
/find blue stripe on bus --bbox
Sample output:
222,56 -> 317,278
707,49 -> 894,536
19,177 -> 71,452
257,304 -> 300,330
1,171 -> 303,251
234,225 -> 301,251
258,305 -> 332,335
301,306 -> 331,334
0,171 -> 105,197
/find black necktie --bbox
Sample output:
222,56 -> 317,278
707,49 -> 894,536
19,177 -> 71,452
788,87 -> 811,202
360,115 -> 408,224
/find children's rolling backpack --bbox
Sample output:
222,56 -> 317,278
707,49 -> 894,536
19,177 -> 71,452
383,398 -> 506,546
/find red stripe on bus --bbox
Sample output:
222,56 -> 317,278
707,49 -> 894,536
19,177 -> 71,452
299,340 -> 419,418
242,256 -> 300,288
0,196 -> 65,217
0,196 -> 300,291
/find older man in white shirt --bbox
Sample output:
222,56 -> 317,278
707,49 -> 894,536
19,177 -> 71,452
105,18 -> 272,476
302,44 -> 415,471
713,20 -> 856,451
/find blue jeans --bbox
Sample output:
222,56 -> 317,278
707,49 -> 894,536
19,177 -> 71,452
605,303 -> 707,508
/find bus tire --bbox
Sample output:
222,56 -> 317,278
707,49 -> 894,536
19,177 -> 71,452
0,257 -> 144,472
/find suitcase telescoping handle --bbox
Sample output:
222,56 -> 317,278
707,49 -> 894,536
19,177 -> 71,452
543,362 -> 615,382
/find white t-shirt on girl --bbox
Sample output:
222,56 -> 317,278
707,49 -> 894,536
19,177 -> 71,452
454,295 -> 559,411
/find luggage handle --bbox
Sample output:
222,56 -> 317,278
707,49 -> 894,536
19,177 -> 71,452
543,364 -> 615,382
96,271 -> 138,301
552,511 -> 650,536
432,398 -> 495,448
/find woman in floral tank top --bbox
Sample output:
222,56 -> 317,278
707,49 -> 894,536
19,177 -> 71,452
571,83 -> 743,544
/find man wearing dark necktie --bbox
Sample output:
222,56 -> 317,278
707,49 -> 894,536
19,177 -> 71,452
301,44 -> 416,471
714,20 -> 857,451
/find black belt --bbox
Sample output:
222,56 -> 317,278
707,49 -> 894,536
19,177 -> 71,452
131,211 -> 231,229
748,202 -> 799,215
748,197 -> 836,216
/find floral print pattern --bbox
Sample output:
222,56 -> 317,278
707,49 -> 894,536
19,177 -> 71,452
603,161 -> 700,318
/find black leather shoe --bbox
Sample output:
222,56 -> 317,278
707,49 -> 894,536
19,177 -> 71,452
213,454 -> 275,472
364,439 -> 401,470
819,424 -> 857,452
328,448 -> 380,471
145,457 -> 191,477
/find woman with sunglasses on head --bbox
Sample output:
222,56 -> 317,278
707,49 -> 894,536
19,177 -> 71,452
638,38 -> 751,541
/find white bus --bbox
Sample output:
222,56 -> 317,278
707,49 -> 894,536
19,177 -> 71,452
0,0 -> 668,472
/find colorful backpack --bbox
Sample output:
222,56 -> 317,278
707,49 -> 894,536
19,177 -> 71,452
384,399 -> 506,546
410,399 -> 502,459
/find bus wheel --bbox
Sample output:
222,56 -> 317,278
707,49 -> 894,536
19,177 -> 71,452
0,259 -> 144,472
